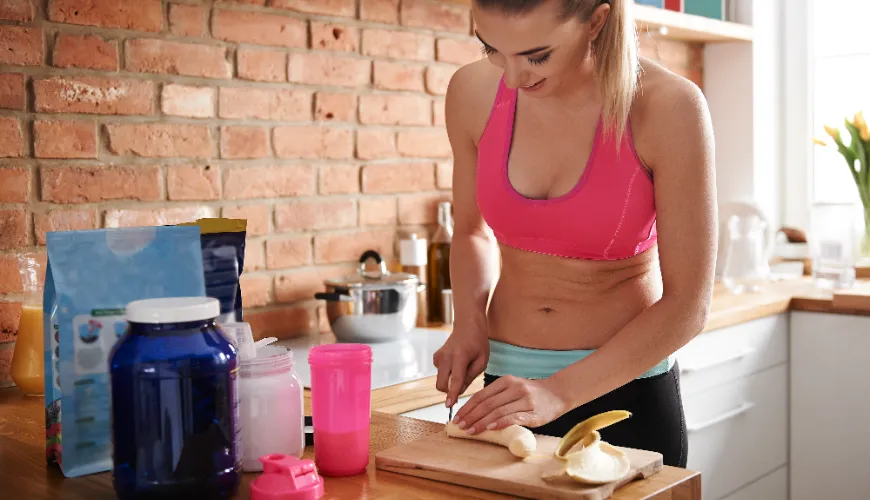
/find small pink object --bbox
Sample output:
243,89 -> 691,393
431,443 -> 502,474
250,453 -> 324,500
308,343 -> 373,477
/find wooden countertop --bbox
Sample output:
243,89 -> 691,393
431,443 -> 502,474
0,389 -> 700,500
336,277 -> 870,416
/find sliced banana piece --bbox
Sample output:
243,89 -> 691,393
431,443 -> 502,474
446,422 -> 537,458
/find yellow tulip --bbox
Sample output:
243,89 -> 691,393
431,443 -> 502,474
861,123 -> 870,142
813,137 -> 827,146
825,125 -> 841,141
855,111 -> 867,129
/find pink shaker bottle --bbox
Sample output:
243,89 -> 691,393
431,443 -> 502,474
308,344 -> 373,477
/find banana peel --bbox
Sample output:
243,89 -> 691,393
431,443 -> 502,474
543,410 -> 633,486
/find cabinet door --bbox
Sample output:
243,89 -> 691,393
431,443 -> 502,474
790,311 -> 870,500
400,396 -> 471,423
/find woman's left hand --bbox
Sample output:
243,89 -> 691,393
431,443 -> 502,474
450,375 -> 571,434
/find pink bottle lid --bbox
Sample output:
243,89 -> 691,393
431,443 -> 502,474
250,454 -> 325,500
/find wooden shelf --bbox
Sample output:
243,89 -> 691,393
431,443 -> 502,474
633,5 -> 752,43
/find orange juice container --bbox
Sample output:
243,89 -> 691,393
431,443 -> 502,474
11,253 -> 44,396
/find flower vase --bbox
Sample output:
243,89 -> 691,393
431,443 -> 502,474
863,208 -> 870,259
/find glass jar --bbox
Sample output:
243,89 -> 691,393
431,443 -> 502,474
810,203 -> 861,289
721,214 -> 770,294
109,297 -> 241,500
10,252 -> 44,396
239,345 -> 304,472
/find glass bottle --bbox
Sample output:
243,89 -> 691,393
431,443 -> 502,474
427,202 -> 453,323
10,253 -> 44,396
721,215 -> 771,294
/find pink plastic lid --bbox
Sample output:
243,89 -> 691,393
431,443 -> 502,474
251,454 -> 325,500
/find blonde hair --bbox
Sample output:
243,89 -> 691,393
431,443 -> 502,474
474,0 -> 640,142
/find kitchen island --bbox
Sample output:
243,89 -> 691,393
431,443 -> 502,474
0,389 -> 700,499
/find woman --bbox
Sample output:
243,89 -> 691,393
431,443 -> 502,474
433,0 -> 717,468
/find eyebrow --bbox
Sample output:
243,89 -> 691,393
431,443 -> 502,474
474,32 -> 551,56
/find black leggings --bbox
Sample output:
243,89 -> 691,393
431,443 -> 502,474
483,361 -> 687,468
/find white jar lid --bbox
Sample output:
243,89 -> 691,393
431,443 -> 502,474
400,233 -> 427,266
126,297 -> 220,324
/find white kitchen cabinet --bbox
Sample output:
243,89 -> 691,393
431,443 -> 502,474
720,467 -> 788,500
790,311 -> 870,500
400,395 -> 471,423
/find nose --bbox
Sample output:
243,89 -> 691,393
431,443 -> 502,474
502,64 -> 524,90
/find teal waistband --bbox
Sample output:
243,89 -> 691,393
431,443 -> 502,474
485,339 -> 675,380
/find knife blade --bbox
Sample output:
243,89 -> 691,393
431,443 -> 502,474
448,404 -> 453,424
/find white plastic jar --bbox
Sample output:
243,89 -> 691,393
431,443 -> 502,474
238,345 -> 304,471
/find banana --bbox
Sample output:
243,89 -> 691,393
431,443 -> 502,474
554,410 -> 631,459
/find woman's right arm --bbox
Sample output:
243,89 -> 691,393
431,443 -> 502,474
434,64 -> 498,407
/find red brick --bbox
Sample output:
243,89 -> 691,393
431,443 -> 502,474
425,65 -> 455,95
0,119 -> 24,158
237,48 -> 287,83
0,302 -> 21,343
0,166 -> 29,203
223,165 -> 315,200
433,99 -> 445,125
399,193 -> 451,224
0,26 -> 43,66
105,206 -> 217,228
273,126 -> 353,160
161,84 -> 214,118
212,9 -> 306,48
126,39 -> 231,79
0,346 -> 13,387
34,76 -> 154,115
0,255 -> 21,294
373,61 -> 424,91
0,0 -> 35,22
34,120 -> 97,159
34,209 -> 98,245
219,87 -> 310,121
244,240 -> 265,270
436,37 -> 482,65
53,34 -> 118,71
266,237 -> 312,269
360,197 -> 397,226
275,265 -> 355,303
106,123 -> 213,158
270,0 -> 355,17
397,128 -> 451,158
314,228 -> 395,264
245,305 -> 316,340
356,129 -> 395,160
274,199 -> 356,232
359,94 -> 430,125
361,0 -> 399,24
0,73 -> 25,110
362,29 -> 433,62
319,164 -> 360,194
167,165 -> 220,201
49,0 -> 163,32
436,161 -> 452,189
362,163 -> 435,193
401,0 -> 469,34
0,210 -> 27,249
41,165 -> 161,203
221,204 -> 271,236
240,274 -> 272,308
288,53 -> 371,88
311,21 -> 358,53
169,4 -> 205,37
218,0 -> 266,4
221,126 -> 269,159
314,92 -> 356,122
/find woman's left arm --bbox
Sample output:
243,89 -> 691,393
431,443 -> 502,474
451,77 -> 718,434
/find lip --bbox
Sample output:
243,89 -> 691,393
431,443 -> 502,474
520,79 -> 546,92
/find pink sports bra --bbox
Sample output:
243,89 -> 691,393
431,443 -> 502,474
476,77 -> 658,261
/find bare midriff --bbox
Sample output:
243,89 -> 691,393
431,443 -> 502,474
487,244 -> 663,351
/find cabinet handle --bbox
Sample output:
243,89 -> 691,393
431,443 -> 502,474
686,402 -> 755,433
679,346 -> 755,374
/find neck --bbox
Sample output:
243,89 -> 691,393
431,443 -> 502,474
546,54 -> 601,108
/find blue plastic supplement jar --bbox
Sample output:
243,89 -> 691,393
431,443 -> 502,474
109,297 -> 242,500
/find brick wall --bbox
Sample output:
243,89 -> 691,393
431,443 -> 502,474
0,0 -> 702,388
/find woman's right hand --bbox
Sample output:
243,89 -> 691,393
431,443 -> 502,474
433,329 -> 490,407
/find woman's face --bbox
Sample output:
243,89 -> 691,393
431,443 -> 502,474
471,1 -> 609,98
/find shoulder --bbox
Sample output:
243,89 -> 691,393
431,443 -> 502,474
446,59 -> 504,146
629,58 -> 714,170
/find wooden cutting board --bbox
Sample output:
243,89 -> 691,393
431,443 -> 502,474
374,428 -> 663,499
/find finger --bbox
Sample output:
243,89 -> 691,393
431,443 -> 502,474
446,354 -> 468,406
460,384 -> 526,434
460,355 -> 488,395
434,351 -> 452,394
475,403 -> 535,433
452,376 -> 509,425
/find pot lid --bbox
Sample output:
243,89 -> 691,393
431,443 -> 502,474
324,249 -> 419,288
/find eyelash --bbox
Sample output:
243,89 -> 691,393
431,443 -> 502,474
480,44 -> 551,65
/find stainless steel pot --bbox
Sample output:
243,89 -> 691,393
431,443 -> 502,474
314,250 -> 423,343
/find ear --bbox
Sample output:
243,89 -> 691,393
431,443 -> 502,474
588,3 -> 610,42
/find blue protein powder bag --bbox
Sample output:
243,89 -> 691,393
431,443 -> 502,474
43,226 -> 206,478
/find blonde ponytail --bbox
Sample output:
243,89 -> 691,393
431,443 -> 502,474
591,0 -> 639,143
